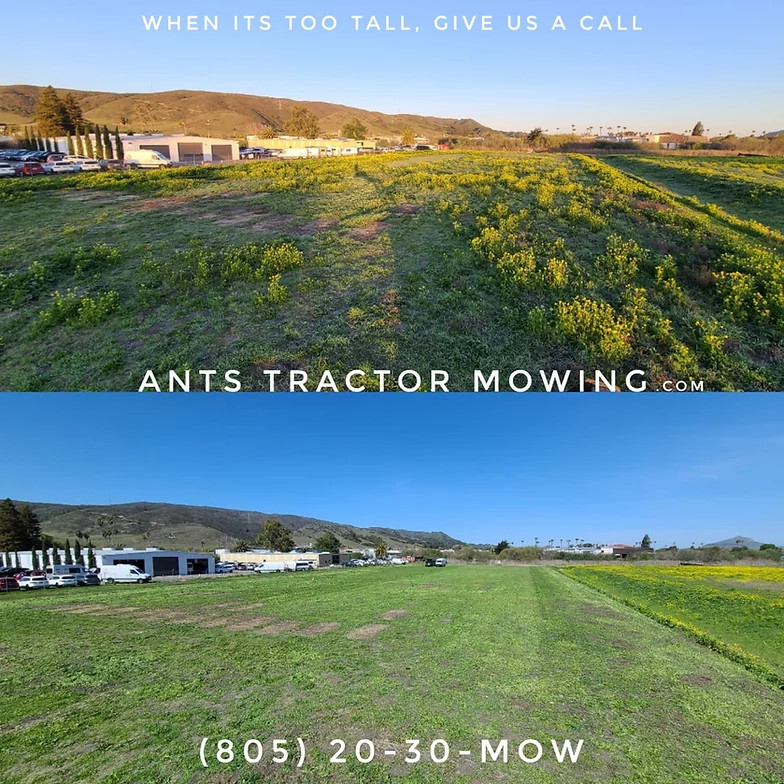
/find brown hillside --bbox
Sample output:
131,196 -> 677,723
0,84 -> 492,140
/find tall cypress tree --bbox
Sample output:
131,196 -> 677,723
18,505 -> 41,550
114,127 -> 124,161
87,542 -> 96,569
52,546 -> 61,566
41,546 -> 50,569
74,539 -> 82,564
85,130 -> 94,158
75,127 -> 84,156
31,548 -> 39,570
64,538 -> 73,564
103,125 -> 113,159
0,499 -> 23,552
94,124 -> 104,159
61,92 -> 84,134
67,132 -> 75,155
34,85 -> 67,136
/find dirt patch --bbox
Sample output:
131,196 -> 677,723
247,214 -> 298,232
347,221 -> 386,241
440,617 -> 453,624
680,674 -> 714,687
295,622 -> 340,637
391,203 -> 422,215
224,617 -> 278,631
256,621 -> 301,635
510,698 -> 535,710
418,583 -> 436,589
380,609 -> 408,620
347,624 -> 388,640
296,217 -> 339,236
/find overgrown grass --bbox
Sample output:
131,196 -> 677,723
563,564 -> 784,688
2,152 -> 783,390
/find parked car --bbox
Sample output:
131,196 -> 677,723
0,576 -> 20,591
78,573 -> 101,586
77,159 -> 101,172
435,558 -> 447,567
390,557 -> 407,565
18,574 -> 50,590
49,160 -> 77,174
17,162 -> 45,176
424,558 -> 436,567
103,159 -> 134,170
0,162 -> 16,178
49,574 -> 79,587
97,564 -> 151,584
292,560 -> 314,571
214,563 -> 233,573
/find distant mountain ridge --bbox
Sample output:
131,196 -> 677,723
12,500 -> 466,552
703,535 -> 769,550
0,84 -> 493,140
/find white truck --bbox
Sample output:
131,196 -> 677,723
98,564 -> 152,584
124,149 -> 173,169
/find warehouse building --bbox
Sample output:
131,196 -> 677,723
2,547 -> 214,576
120,134 -> 239,164
247,135 -> 377,156
217,550 -> 350,568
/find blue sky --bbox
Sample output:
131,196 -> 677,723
0,394 -> 782,547
1,1 -> 782,135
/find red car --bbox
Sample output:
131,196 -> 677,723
18,162 -> 45,176
0,577 -> 20,592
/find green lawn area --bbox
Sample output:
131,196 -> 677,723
564,564 -> 784,686
2,152 -> 784,391
1,565 -> 783,783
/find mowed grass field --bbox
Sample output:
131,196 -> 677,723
1,152 -> 784,391
1,565 -> 783,783
565,564 -> 784,687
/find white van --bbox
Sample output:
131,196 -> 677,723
254,562 -> 285,574
124,149 -> 173,169
99,564 -> 152,584
46,564 -> 87,577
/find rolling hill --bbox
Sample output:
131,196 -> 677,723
0,84 -> 492,140
12,500 -> 466,552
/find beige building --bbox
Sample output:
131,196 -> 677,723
218,551 -> 350,568
248,135 -> 377,153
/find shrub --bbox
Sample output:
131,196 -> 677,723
554,295 -> 632,361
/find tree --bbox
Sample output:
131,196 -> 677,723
52,546 -> 61,566
234,539 -> 250,552
400,128 -> 415,147
41,546 -> 50,569
0,499 -> 23,551
526,127 -> 545,146
375,540 -> 388,559
31,548 -> 39,570
74,539 -> 83,564
114,127 -> 124,161
87,542 -> 96,569
17,505 -> 41,549
94,124 -> 105,159
691,121 -> 704,137
84,129 -> 94,158
64,538 -> 73,564
285,106 -> 320,138
259,125 -> 277,139
66,132 -> 75,155
314,532 -> 341,553
255,519 -> 295,552
102,125 -> 113,159
641,534 -> 652,550
95,514 -> 118,544
34,85 -> 68,136
75,127 -> 84,156
341,118 -> 367,140
61,92 -> 84,133
494,540 -> 510,555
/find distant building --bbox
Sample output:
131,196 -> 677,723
2,547 -> 214,576
218,550 -> 349,567
646,132 -> 709,149
247,135 -> 376,156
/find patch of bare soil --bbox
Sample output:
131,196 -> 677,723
679,674 -> 713,687
440,617 -> 453,624
256,621 -> 301,635
295,622 -> 340,637
581,603 -> 623,618
247,214 -> 298,232
297,217 -> 339,236
346,624 -> 388,640
58,605 -> 103,614
391,203 -> 422,215
224,617 -> 278,631
347,221 -> 386,241
60,191 -> 139,204
380,609 -> 408,620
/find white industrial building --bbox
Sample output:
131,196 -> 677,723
2,547 -> 214,576
48,132 -> 239,163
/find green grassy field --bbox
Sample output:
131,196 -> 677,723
1,565 -> 783,783
564,564 -> 784,687
1,152 -> 784,391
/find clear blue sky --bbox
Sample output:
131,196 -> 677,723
1,1 -> 781,135
1,394 -> 782,548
